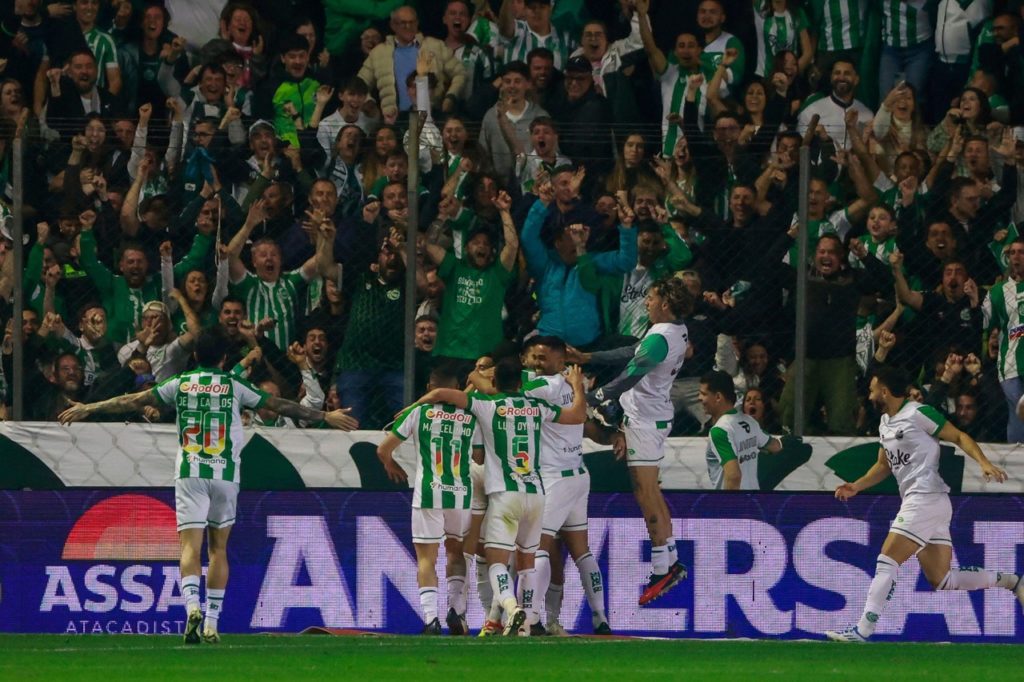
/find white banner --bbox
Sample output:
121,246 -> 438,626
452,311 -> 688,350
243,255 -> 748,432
5,422 -> 1024,492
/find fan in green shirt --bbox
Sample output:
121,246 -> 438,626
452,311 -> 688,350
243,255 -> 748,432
422,190 -> 520,362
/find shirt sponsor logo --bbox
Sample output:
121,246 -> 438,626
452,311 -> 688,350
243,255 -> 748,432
179,382 -> 229,395
497,406 -> 540,417
425,409 -> 473,423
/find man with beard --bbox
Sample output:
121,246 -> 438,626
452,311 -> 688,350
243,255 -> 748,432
796,59 -> 873,149
117,300 -> 199,382
321,235 -> 408,428
45,50 -> 124,140
774,230 -> 893,435
982,238 -> 1024,442
49,303 -> 118,391
527,48 -> 559,110
216,296 -> 250,369
423,190 -> 519,373
79,208 -> 213,344
27,352 -> 107,421
891,254 -> 983,375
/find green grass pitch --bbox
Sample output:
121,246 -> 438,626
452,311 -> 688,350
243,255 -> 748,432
0,635 -> 1016,681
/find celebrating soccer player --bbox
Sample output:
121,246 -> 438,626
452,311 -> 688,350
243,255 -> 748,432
413,358 -> 587,636
58,328 -> 359,644
570,277 -> 693,605
825,366 -> 1022,642
377,364 -> 481,635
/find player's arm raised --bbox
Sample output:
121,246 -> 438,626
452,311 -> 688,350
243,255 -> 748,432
58,390 -> 158,424
416,388 -> 469,409
937,422 -> 1008,483
835,447 -> 892,501
263,395 -> 359,431
555,365 -> 587,425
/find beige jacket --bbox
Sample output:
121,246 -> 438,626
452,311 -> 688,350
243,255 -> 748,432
357,33 -> 466,114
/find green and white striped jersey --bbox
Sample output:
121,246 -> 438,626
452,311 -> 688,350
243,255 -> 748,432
849,234 -> 898,269
785,209 -> 852,265
753,3 -> 809,76
699,33 -> 744,97
882,0 -> 932,48
982,278 -> 1024,381
392,402 -> 479,509
83,27 -> 118,90
706,410 -> 769,490
503,20 -> 576,70
658,57 -> 708,156
466,392 -> 561,495
230,270 -> 309,351
152,367 -> 268,483
808,0 -> 865,52
879,400 -> 949,497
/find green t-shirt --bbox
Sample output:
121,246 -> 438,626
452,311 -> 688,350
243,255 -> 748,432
337,272 -> 405,371
435,251 -> 514,360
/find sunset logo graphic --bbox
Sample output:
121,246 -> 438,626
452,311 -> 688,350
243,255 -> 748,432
61,494 -> 179,561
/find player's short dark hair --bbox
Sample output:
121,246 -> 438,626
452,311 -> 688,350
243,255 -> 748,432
700,369 -> 736,404
650,276 -> 695,318
523,335 -> 566,355
494,357 -> 524,393
872,365 -> 911,397
195,328 -> 228,367
429,361 -> 461,389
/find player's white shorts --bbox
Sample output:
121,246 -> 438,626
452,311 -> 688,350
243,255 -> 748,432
174,478 -> 239,531
483,491 -> 544,554
623,416 -> 672,468
889,493 -> 953,548
541,470 -> 589,536
470,462 -> 487,515
412,507 -> 471,544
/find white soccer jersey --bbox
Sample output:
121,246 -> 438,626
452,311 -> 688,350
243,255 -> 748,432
620,321 -> 689,423
524,372 -> 584,477
878,400 -> 950,497
706,410 -> 769,489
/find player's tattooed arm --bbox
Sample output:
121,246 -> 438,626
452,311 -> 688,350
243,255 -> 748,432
264,396 -> 325,424
58,390 -> 158,424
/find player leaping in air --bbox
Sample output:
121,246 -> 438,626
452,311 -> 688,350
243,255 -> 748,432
825,366 -> 1023,642
59,328 -> 359,644
568,276 -> 693,605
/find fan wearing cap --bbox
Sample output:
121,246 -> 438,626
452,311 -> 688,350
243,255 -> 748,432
115,299 -> 198,382
546,55 -> 612,164
479,60 -> 549,180
498,0 -> 577,70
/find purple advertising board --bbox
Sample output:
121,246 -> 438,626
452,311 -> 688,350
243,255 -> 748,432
1,490 -> 1023,641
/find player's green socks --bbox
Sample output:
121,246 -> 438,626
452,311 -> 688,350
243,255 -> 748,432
488,563 -> 517,614
419,587 -> 439,624
205,588 -> 225,631
447,575 -> 467,616
182,575 -> 201,612
576,552 -> 606,626
857,555 -> 899,637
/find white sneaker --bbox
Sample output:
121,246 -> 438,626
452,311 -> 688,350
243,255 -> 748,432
202,626 -> 220,644
502,606 -> 527,636
824,626 -> 868,643
183,606 -> 203,644
546,622 -> 569,637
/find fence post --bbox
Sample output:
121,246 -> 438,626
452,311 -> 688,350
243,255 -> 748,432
793,146 -> 810,437
11,130 -> 24,420
403,109 -> 421,406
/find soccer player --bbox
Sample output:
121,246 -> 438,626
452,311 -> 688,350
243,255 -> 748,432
376,364 -> 481,635
58,328 -> 359,644
699,370 -> 784,489
414,358 -> 587,636
569,277 -> 693,605
825,366 -> 1022,642
522,335 -> 611,635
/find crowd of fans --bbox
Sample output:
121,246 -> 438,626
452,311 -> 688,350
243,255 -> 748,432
1,0 -> 1024,441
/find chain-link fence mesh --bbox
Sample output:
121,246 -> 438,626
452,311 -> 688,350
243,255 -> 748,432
1,0 -> 1022,446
